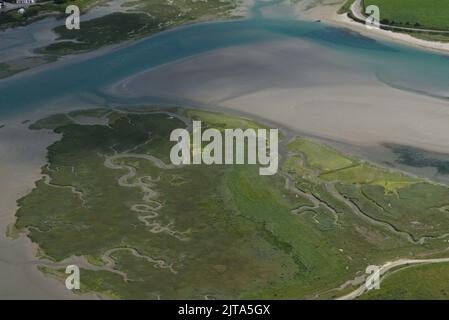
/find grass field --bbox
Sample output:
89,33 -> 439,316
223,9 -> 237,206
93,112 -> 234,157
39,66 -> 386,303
364,0 -> 449,30
14,107 -> 449,299
362,262 -> 449,299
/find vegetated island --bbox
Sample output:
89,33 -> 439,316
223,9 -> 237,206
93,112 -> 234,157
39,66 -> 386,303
13,106 -> 449,299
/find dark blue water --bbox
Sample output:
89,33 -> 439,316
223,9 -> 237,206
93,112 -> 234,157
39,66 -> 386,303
1,1 -> 449,118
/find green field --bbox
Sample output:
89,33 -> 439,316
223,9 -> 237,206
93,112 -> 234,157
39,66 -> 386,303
364,0 -> 449,30
362,262 -> 449,299
13,107 -> 449,299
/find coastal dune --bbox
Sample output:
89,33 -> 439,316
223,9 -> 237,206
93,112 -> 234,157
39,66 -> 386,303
112,39 -> 449,154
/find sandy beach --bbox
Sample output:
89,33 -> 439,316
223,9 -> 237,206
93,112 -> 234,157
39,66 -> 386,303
302,0 -> 449,55
112,38 -> 449,155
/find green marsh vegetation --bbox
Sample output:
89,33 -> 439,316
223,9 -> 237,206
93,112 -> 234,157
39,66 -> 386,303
14,106 -> 449,299
36,0 -> 239,55
0,0 -> 240,78
0,62 -> 16,79
0,0 -> 104,28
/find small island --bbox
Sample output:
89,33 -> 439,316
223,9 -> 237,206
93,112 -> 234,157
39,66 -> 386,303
14,106 -> 449,299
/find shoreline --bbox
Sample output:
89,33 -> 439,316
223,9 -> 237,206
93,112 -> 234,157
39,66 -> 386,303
2,102 -> 449,299
303,1 -> 449,55
0,17 -> 250,85
0,0 -> 252,82
6,105 -> 449,300
0,108 -> 99,299
110,38 -> 449,154
3,0 -> 449,85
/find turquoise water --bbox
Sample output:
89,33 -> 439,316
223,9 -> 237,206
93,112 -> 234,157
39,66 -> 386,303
1,2 -> 449,118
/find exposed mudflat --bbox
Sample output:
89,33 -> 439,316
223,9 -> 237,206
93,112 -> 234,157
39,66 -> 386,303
112,39 -> 449,156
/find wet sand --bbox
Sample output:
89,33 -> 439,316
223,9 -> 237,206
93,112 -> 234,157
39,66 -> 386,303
112,39 -> 449,155
0,113 -> 97,299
